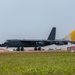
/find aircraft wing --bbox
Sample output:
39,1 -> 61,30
20,40 -> 55,47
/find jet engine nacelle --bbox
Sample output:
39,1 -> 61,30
71,42 -> 75,44
37,42 -> 45,46
55,41 -> 68,45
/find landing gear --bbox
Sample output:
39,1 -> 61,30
34,47 -> 41,51
34,47 -> 37,51
21,47 -> 24,51
16,47 -> 24,51
38,47 -> 41,51
16,47 -> 20,51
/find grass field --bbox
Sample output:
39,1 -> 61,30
0,51 -> 75,75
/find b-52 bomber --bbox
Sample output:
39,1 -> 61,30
0,27 -> 75,51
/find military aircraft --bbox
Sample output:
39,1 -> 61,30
0,27 -> 75,51
0,27 -> 56,51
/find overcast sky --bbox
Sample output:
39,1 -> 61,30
0,0 -> 75,44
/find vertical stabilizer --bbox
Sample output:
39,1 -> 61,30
47,27 -> 56,40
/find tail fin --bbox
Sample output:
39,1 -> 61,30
62,30 -> 75,41
47,27 -> 56,40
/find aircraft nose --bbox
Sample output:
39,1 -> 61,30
4,42 -> 8,45
0,44 -> 5,47
4,41 -> 10,46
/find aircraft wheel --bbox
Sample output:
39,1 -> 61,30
38,47 -> 41,51
17,47 -> 20,51
34,47 -> 37,51
21,47 -> 24,51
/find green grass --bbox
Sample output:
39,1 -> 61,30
0,51 -> 75,75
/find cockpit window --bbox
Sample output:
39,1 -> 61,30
6,40 -> 10,42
